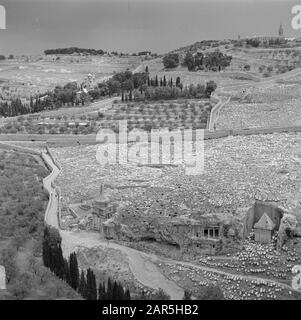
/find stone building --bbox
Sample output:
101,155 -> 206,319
254,213 -> 275,243
243,201 -> 283,239
75,184 -> 117,232
241,24 -> 286,47
90,184 -> 116,231
189,220 -> 224,254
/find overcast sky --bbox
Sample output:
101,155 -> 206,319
0,0 -> 299,55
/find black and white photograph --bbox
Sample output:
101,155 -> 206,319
1,0 -> 301,310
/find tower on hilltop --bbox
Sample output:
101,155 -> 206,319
278,23 -> 284,37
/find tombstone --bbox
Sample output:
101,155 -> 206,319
0,265 -> 6,290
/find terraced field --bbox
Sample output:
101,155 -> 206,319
102,100 -> 212,132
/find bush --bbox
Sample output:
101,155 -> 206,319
197,285 -> 225,300
163,53 -> 180,69
205,81 -> 217,98
152,288 -> 170,300
184,50 -> 232,71
267,66 -> 273,72
183,290 -> 192,300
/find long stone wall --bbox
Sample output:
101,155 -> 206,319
46,145 -> 62,170
1,123 -> 301,147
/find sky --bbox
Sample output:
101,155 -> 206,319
0,0 -> 300,55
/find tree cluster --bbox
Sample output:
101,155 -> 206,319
183,50 -> 232,72
163,53 -> 180,69
44,48 -> 104,55
146,75 -> 182,88
134,80 -> 217,101
0,82 -> 89,117
42,226 -> 131,300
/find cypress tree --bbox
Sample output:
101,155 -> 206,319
163,76 -> 167,87
98,281 -> 106,300
121,91 -> 124,102
112,281 -> 118,300
145,66 -> 149,73
118,283 -> 125,300
91,270 -> 97,300
69,252 -> 79,290
55,244 -> 65,280
183,290 -> 192,300
30,96 -> 34,112
147,76 -> 150,86
160,78 -> 163,87
42,229 -> 51,268
78,270 -> 87,299
125,288 -> 131,300
155,75 -> 158,87
64,258 -> 71,285
86,268 -> 97,300
107,277 -> 113,300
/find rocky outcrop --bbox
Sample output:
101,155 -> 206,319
277,213 -> 299,247
103,212 -> 243,254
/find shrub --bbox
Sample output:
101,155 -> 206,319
267,66 -> 273,72
152,288 -> 170,300
198,285 -> 225,300
163,53 -> 180,69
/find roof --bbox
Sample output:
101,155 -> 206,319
254,213 -> 275,231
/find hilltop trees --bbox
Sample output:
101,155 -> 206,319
134,77 -> 217,101
44,47 -> 104,55
183,50 -> 232,71
246,39 -> 260,48
183,52 -> 195,71
163,53 -> 180,69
